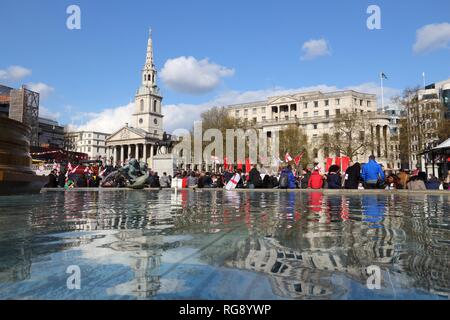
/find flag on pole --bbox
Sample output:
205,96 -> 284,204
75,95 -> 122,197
99,167 -> 107,177
381,72 -> 388,80
285,153 -> 293,163
294,152 -> 304,166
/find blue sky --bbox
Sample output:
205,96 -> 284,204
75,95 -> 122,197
1,0 -> 450,133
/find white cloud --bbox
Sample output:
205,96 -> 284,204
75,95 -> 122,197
26,82 -> 55,99
0,65 -> 32,81
160,56 -> 235,94
413,22 -> 450,54
39,106 -> 61,120
301,39 -> 331,60
346,82 -> 400,107
76,102 -> 135,134
73,83 -> 400,135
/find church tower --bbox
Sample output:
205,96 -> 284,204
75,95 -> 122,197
134,29 -> 164,138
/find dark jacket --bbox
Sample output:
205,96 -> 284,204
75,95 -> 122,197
426,179 -> 440,190
301,171 -> 311,189
198,175 -> 213,188
327,173 -> 341,189
223,171 -> 233,184
280,168 -> 296,189
46,173 -> 58,188
248,168 -> 262,187
58,172 -> 66,188
344,163 -> 361,189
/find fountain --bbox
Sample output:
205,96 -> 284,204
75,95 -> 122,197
0,117 -> 47,195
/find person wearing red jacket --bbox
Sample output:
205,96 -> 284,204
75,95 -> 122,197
308,170 -> 323,189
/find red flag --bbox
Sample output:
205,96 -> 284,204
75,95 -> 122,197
285,153 -> 293,163
245,158 -> 251,173
237,160 -> 243,170
335,157 -> 341,169
326,158 -> 333,172
228,164 -> 233,171
294,152 -> 304,166
341,157 -> 350,172
223,157 -> 228,168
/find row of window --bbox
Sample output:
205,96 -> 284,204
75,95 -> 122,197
77,147 -> 106,153
239,108 -> 374,123
234,99 -> 372,117
79,140 -> 105,146
79,133 -> 107,139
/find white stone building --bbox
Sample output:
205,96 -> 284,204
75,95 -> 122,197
408,77 -> 450,172
225,90 -> 396,169
65,131 -> 110,160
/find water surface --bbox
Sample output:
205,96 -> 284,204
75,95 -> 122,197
0,190 -> 449,300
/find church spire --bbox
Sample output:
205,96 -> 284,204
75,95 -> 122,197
145,28 -> 154,69
142,28 -> 157,88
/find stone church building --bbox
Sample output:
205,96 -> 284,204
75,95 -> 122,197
105,31 -> 173,166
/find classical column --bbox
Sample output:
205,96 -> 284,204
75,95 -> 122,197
112,146 -> 116,166
384,125 -> 388,159
120,145 -> 124,165
150,144 -> 154,168
143,143 -> 147,164
128,144 -> 133,159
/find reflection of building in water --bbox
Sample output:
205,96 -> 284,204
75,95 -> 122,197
222,236 -> 353,299
0,245 -> 31,283
107,230 -> 163,299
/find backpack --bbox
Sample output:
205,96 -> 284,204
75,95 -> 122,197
279,173 -> 289,189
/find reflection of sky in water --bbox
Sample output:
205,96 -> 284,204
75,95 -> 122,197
0,190 -> 448,300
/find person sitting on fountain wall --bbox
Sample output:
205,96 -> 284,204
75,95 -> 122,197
361,155 -> 385,189
187,171 -> 198,187
308,169 -> 323,189
407,172 -> 427,190
426,175 -> 441,190
45,169 -> 58,188
57,169 -> 66,188
344,161 -> 361,190
160,172 -> 171,188
248,164 -> 262,189
326,165 -> 341,189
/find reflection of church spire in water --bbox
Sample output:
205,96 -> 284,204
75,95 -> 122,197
108,230 -> 163,299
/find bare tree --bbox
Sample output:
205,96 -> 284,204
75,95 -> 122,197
279,124 -> 311,167
320,111 -> 374,161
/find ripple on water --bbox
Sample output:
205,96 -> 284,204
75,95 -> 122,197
0,190 -> 448,300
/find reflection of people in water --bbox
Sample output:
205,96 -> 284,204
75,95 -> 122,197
361,195 -> 385,229
308,192 -> 323,223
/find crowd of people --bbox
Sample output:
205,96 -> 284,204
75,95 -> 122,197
44,155 -> 450,191
172,155 -> 450,191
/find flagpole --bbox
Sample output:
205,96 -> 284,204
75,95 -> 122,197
422,72 -> 426,89
380,72 -> 385,113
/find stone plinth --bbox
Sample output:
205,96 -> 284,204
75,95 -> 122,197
151,154 -> 176,176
